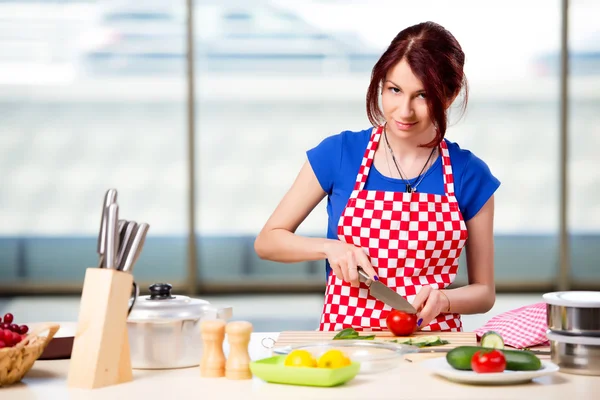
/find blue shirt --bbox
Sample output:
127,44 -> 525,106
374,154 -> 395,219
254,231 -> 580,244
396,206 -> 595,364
306,127 -> 501,279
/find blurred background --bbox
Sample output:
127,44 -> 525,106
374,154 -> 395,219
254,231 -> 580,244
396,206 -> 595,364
0,0 -> 598,331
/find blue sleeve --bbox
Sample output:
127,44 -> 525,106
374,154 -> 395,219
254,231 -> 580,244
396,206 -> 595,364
306,133 -> 344,195
458,155 -> 501,221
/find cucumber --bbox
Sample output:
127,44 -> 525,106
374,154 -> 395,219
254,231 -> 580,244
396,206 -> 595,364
388,335 -> 449,347
480,331 -> 505,349
446,346 -> 542,371
411,336 -> 441,345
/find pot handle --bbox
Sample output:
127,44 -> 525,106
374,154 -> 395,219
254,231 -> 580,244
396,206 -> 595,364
127,281 -> 139,317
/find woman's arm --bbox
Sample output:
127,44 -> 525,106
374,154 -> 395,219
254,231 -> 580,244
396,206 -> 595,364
254,160 -> 331,263
443,194 -> 496,314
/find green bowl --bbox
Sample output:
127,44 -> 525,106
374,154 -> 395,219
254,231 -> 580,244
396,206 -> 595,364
249,355 -> 360,387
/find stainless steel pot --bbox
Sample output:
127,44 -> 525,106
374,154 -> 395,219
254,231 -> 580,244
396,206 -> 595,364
543,291 -> 600,336
546,330 -> 600,376
127,283 -> 233,370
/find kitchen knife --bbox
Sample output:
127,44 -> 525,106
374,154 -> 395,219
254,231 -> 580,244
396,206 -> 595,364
358,268 -> 418,314
117,221 -> 138,270
118,219 -> 127,237
104,203 -> 119,269
121,222 -> 149,274
97,189 -> 117,268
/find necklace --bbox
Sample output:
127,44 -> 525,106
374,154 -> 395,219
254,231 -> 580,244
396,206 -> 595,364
383,128 -> 437,193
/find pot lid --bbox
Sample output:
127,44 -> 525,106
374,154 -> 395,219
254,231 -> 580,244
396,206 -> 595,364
543,291 -> 600,308
128,283 -> 211,321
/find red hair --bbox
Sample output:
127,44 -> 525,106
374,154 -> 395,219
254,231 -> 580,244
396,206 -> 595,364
366,21 -> 468,148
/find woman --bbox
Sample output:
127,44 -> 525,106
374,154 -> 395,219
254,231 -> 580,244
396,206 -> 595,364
254,21 -> 500,332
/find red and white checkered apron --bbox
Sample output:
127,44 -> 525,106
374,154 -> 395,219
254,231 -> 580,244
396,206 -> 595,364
319,126 -> 468,332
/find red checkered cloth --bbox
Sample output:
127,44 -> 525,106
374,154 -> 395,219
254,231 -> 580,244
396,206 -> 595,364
474,302 -> 550,349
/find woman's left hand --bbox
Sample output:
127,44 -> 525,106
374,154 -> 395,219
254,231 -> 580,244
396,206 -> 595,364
411,286 -> 450,329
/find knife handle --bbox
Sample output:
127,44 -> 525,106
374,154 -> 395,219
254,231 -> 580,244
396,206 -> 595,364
97,189 -> 117,266
357,267 -> 371,284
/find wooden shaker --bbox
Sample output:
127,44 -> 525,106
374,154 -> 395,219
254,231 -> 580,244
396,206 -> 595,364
225,321 -> 253,380
200,319 -> 227,377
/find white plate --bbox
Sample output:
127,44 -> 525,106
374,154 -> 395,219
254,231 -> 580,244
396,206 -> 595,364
421,357 -> 559,385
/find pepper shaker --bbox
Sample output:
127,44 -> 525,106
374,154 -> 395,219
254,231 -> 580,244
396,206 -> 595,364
200,319 -> 227,377
225,321 -> 253,380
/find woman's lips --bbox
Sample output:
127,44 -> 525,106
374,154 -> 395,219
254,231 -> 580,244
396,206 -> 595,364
395,120 -> 418,131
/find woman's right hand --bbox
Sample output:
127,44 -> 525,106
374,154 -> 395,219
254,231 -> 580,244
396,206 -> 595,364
323,240 -> 378,287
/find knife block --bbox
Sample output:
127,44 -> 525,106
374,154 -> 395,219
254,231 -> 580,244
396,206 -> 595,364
67,267 -> 134,389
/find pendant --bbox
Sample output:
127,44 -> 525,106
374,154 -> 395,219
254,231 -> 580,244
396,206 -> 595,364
405,185 -> 413,193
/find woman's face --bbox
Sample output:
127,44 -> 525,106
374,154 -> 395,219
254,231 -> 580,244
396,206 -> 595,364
381,58 -> 436,142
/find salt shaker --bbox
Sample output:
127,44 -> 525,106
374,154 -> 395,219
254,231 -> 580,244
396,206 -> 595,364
200,319 -> 227,377
225,321 -> 253,380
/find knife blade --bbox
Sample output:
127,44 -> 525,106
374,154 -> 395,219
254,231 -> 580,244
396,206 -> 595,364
97,189 -> 117,268
104,203 -> 119,269
121,222 -> 149,274
358,268 -> 418,314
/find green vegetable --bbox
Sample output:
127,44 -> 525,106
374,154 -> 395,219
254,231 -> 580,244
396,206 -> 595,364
332,328 -> 375,340
446,346 -> 542,371
387,335 -> 449,348
480,331 -> 505,349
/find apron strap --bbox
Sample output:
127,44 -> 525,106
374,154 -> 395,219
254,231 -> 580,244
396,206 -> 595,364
352,126 -> 383,192
439,139 -> 456,198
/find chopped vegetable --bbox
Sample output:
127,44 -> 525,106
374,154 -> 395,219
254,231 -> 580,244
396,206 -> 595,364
387,335 -> 449,348
331,329 -> 449,347
332,328 -> 375,340
480,331 -> 505,349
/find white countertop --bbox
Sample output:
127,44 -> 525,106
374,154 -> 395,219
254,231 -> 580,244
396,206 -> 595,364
2,332 -> 600,400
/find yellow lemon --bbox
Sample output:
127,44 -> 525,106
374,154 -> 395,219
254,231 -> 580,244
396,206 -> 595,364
317,349 -> 351,369
284,350 -> 317,367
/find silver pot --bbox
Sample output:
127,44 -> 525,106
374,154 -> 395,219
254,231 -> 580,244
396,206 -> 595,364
543,291 -> 600,336
546,330 -> 600,376
127,283 -> 233,370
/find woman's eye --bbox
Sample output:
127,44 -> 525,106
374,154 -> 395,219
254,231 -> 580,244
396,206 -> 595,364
417,93 -> 426,99
389,87 -> 400,93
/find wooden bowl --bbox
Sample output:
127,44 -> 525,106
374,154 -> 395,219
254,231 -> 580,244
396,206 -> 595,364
0,323 -> 60,387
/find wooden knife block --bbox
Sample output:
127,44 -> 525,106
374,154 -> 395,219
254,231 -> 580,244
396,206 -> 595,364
67,267 -> 134,389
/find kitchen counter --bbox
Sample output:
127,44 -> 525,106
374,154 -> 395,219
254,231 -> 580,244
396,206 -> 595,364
2,332 -> 599,400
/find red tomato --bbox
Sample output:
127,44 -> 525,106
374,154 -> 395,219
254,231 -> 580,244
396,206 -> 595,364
386,309 -> 417,336
471,350 -> 506,373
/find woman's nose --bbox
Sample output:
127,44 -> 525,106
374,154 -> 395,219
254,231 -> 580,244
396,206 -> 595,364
397,98 -> 414,120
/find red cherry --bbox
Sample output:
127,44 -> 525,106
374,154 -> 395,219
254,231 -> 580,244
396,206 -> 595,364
0,323 -> 9,330
0,329 -> 6,341
10,324 -> 19,333
12,332 -> 22,344
19,325 -> 29,335
3,332 -> 13,346
0,340 -> 6,349
3,313 -> 13,325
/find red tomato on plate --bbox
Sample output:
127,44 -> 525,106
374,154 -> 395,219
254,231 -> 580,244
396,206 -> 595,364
471,350 -> 507,373
386,310 -> 417,336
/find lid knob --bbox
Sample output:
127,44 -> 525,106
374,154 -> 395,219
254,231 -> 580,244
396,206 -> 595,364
149,283 -> 175,300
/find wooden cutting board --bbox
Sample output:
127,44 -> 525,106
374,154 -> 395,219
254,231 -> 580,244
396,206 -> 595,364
275,330 -> 477,351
